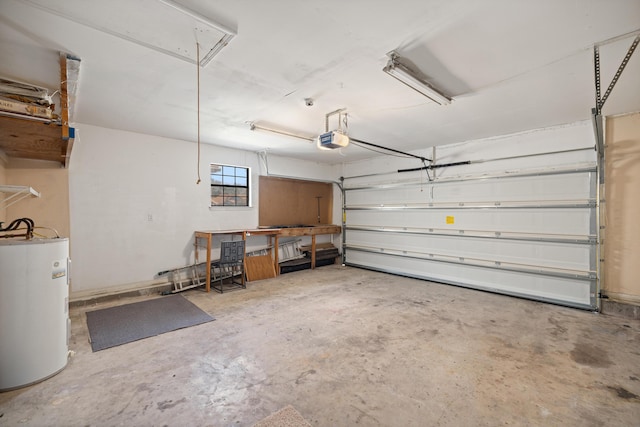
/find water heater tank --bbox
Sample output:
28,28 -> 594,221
0,238 -> 70,391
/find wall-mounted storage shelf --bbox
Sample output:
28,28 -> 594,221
0,115 -> 73,166
0,54 -> 78,167
0,185 -> 41,209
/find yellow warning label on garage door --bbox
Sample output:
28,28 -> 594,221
446,215 -> 455,224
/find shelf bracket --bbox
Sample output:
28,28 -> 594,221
0,185 -> 41,210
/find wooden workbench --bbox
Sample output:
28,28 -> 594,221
194,225 -> 341,292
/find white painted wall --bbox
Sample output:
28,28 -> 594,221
68,124 -> 339,297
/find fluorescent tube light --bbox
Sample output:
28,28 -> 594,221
383,54 -> 452,105
249,122 -> 315,142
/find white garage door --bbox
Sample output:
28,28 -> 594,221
342,123 -> 598,310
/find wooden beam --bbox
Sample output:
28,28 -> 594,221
60,53 -> 69,141
276,225 -> 341,237
63,127 -> 74,167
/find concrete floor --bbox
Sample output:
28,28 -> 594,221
1,264 -> 639,426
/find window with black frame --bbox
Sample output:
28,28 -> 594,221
210,164 -> 250,206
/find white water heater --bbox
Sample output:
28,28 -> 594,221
0,238 -> 70,391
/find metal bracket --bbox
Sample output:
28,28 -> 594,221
593,34 -> 640,114
325,108 -> 348,133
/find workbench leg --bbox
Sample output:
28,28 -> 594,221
194,238 -> 200,267
205,235 -> 212,292
311,235 -> 316,269
274,235 -> 280,275
243,232 -> 248,282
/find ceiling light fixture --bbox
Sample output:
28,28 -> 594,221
248,122 -> 315,142
383,52 -> 452,105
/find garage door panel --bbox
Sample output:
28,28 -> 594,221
346,172 -> 593,205
345,208 -> 593,236
346,229 -> 593,271
346,250 -> 594,309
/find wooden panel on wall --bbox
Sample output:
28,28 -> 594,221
259,176 -> 333,227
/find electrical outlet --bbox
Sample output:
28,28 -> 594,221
147,214 -> 153,221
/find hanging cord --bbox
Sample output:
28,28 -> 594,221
33,226 -> 60,239
196,42 -> 202,184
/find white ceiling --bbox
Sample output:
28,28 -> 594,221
1,0 -> 639,163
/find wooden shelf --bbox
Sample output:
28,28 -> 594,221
0,54 -> 78,167
0,115 -> 72,166
275,225 -> 341,237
